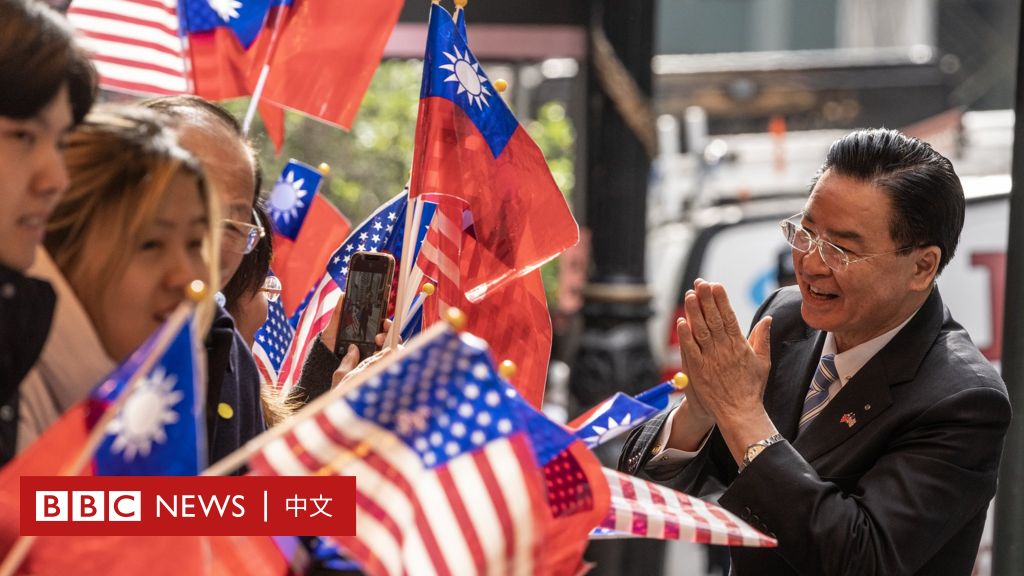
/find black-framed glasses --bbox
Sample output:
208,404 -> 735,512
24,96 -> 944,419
780,213 -> 913,272
223,208 -> 266,255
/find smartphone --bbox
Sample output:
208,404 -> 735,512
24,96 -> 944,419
335,251 -> 396,358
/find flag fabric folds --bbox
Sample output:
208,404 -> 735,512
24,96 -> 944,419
0,308 -> 278,575
249,324 -> 610,575
266,160 -> 351,316
67,0 -> 402,134
567,382 -> 676,449
67,0 -> 189,95
252,288 -> 296,387
253,0 -> 404,130
596,468 -> 778,548
410,3 -> 579,301
249,328 -> 551,575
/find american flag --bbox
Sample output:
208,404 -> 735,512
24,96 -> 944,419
248,328 -> 550,575
67,0 -> 190,95
596,468 -> 778,548
276,191 -> 434,391
252,292 -> 295,387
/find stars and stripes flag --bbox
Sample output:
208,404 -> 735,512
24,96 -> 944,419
567,381 -> 676,449
252,287 -> 295,387
595,468 -> 778,548
66,0 -> 402,134
248,327 -> 551,575
67,0 -> 189,95
275,191 -> 435,391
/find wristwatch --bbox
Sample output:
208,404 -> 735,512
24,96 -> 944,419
740,434 -> 784,472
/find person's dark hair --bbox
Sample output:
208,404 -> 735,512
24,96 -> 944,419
0,0 -> 97,123
139,95 -> 263,200
815,128 -> 965,275
223,203 -> 273,311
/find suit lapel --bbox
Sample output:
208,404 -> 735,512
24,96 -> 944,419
766,332 -> 825,441
792,358 -> 893,461
792,287 -> 945,461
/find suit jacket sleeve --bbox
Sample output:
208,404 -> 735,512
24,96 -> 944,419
721,384 -> 1010,576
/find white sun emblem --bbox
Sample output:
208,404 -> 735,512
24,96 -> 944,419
105,366 -> 183,461
269,170 -> 310,224
207,0 -> 242,22
583,413 -> 633,445
439,45 -> 491,109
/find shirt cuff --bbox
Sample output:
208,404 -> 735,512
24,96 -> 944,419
644,405 -> 712,470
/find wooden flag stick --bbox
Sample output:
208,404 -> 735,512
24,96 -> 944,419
388,193 -> 424,350
0,300 -> 196,576
241,4 -> 291,136
203,320 -> 450,477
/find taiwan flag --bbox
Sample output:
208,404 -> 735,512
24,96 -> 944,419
267,160 -> 351,316
409,3 -> 579,302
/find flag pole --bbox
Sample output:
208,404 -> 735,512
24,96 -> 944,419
241,4 -> 291,137
203,320 -> 451,477
387,187 -> 423,349
0,297 -> 199,576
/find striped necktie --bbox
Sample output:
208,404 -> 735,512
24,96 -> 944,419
799,354 -> 840,433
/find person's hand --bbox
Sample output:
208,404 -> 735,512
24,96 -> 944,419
330,318 -> 400,389
677,279 -> 772,426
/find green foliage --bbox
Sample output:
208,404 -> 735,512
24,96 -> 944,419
227,59 -> 423,224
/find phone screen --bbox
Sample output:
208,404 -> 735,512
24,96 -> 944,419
335,252 -> 395,357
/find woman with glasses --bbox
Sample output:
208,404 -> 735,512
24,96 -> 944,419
0,0 -> 96,465
141,96 -> 268,467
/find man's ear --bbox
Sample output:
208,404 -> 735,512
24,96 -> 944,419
910,246 -> 941,291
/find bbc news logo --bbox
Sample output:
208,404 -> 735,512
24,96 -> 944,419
21,476 -> 355,536
36,491 -> 141,522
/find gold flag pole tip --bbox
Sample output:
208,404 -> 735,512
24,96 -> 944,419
498,359 -> 517,380
421,282 -> 436,296
454,0 -> 468,7
672,372 -> 689,390
493,79 -> 508,93
186,280 -> 208,302
317,162 -> 331,176
444,307 -> 467,331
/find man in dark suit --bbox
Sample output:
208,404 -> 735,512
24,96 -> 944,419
620,128 -> 1011,575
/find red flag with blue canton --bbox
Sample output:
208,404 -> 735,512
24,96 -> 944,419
410,3 -> 579,302
248,325 -> 608,575
266,159 -> 351,315
567,382 -> 676,449
0,308 -> 292,575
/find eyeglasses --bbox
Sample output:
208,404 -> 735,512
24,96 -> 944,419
780,214 -> 914,272
223,208 -> 266,255
259,275 -> 282,302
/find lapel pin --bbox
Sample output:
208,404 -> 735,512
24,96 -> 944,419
864,403 -> 872,411
840,412 -> 857,428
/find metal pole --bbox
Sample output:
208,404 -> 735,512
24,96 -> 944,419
992,2 -> 1024,573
